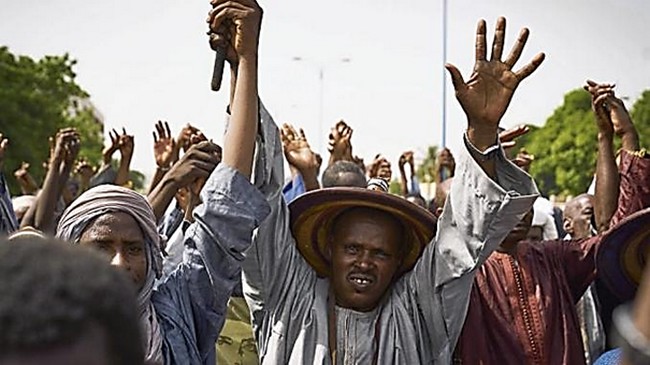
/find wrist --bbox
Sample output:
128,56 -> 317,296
159,172 -> 180,193
618,127 -> 640,142
466,124 -> 498,151
238,54 -> 258,68
120,154 -> 133,165
299,167 -> 319,181
598,131 -> 614,142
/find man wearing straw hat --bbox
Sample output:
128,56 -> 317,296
209,7 -> 544,362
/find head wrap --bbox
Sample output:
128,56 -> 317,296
366,178 -> 389,192
55,185 -> 164,364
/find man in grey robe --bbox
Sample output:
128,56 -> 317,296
209,13 -> 546,364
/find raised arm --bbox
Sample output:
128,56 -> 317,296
209,0 -> 261,178
147,141 -> 221,222
115,128 -> 134,187
435,148 -> 456,183
327,120 -> 354,167
398,152 -> 410,196
608,92 -> 640,152
147,121 -> 178,195
280,123 -> 321,192
208,0 -> 318,316
403,17 -> 542,359
445,17 -> 544,177
101,129 -> 120,168
21,128 -> 79,233
13,162 -> 39,195
148,3 -> 269,359
585,81 -> 620,232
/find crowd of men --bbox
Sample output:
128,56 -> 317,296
1,0 -> 649,364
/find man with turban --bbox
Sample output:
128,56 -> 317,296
55,2 -> 267,360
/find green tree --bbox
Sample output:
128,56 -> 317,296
129,170 -> 146,193
523,89 -> 598,196
416,145 -> 438,183
0,47 -> 103,194
630,90 -> 650,149
523,88 -> 650,197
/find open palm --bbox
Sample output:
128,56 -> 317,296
281,124 -> 321,172
446,17 -> 545,129
153,121 -> 177,168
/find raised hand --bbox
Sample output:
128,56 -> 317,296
368,155 -> 392,181
208,0 -> 263,60
399,151 -> 414,169
103,129 -> 121,165
118,128 -> 134,159
281,123 -> 321,191
166,141 -> 221,189
14,162 -> 38,195
446,17 -> 545,150
435,148 -> 456,182
585,80 -> 640,151
74,159 -> 95,180
23,128 -> 80,232
206,0 -> 262,179
61,131 -> 80,178
584,81 -> 615,135
499,125 -> 530,150
177,124 -> 202,153
512,148 -> 535,172
14,162 -> 29,181
281,124 -> 322,173
153,121 -> 177,169
51,129 -> 78,163
328,120 -> 354,165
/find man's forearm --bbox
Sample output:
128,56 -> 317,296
595,132 -> 619,232
299,169 -> 320,192
398,166 -> 408,196
115,155 -> 132,186
229,64 -> 237,109
222,57 -> 258,179
466,124 -> 499,180
22,160 -> 61,232
148,174 -> 178,223
621,127 -> 641,152
147,167 -> 168,195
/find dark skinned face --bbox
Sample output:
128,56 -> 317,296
79,212 -> 147,291
328,208 -> 404,312
564,195 -> 595,239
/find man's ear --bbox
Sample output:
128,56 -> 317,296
563,217 -> 573,234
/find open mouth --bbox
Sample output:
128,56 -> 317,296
347,273 -> 375,290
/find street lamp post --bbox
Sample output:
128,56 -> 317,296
441,0 -> 448,148
292,57 -> 351,153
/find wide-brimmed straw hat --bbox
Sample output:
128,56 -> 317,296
288,187 -> 438,277
597,207 -> 650,302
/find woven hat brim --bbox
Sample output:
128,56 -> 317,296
597,207 -> 650,302
289,187 -> 437,277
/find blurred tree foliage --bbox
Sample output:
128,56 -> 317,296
630,90 -> 650,149
0,47 -> 103,195
522,88 -> 650,197
416,145 -> 439,182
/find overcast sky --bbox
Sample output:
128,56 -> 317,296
2,0 -> 649,178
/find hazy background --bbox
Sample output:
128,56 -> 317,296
1,0 -> 649,177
